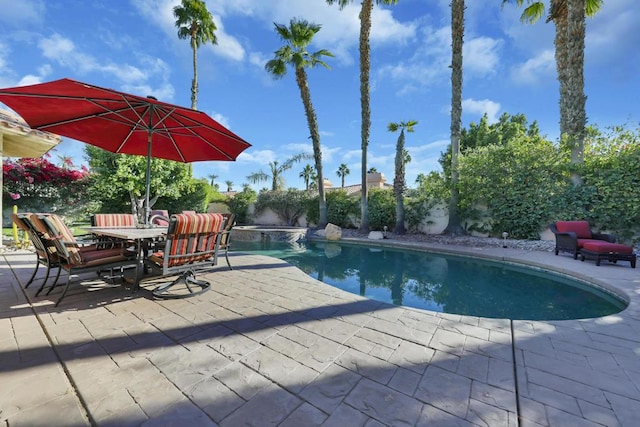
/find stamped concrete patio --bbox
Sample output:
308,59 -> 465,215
1,239 -> 640,426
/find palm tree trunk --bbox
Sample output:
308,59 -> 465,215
295,68 -> 327,226
359,0 -> 373,232
191,38 -> 198,110
444,0 -> 465,235
566,0 -> 586,170
394,130 -> 406,234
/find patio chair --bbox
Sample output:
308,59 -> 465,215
90,213 -> 137,228
39,214 -> 136,306
149,209 -> 170,226
144,213 -> 226,299
219,213 -> 236,270
549,220 -> 616,259
11,213 -> 61,291
90,213 -> 137,249
22,213 -> 104,296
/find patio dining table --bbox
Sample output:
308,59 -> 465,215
83,226 -> 168,290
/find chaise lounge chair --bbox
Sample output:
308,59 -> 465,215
550,220 -> 636,268
549,220 -> 616,260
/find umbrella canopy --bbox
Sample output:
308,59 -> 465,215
0,78 -> 251,223
1,108 -> 62,245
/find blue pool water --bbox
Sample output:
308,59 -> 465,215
231,240 -> 626,320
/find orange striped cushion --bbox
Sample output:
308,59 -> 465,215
93,213 -> 136,227
166,213 -> 224,267
44,214 -> 82,265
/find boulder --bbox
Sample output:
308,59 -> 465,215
325,223 -> 342,241
368,231 -> 384,240
324,243 -> 342,258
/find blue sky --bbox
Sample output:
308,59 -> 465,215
1,0 -> 638,191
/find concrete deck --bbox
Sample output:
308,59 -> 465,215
1,240 -> 639,426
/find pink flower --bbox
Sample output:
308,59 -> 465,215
10,192 -> 20,200
27,176 -> 34,184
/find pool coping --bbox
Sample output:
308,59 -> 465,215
3,240 -> 640,426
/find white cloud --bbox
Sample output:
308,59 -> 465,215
379,21 -> 502,94
341,149 -> 361,162
320,146 -> 341,164
35,33 -> 176,100
209,14 -> 246,62
371,7 -> 416,45
132,0 -> 246,63
211,112 -> 231,129
209,0 -> 415,65
0,0 -> 45,26
248,51 -> 268,68
237,149 -> 276,164
585,0 -> 640,75
464,37 -> 502,77
462,98 -> 501,124
121,83 -> 175,103
510,49 -> 555,85
0,41 -> 8,72
17,75 -> 41,86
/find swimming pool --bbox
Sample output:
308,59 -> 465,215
231,240 -> 627,320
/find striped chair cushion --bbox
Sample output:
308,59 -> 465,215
165,213 -> 225,267
43,214 -> 83,265
92,213 -> 136,227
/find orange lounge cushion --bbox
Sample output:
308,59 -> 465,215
581,240 -> 633,254
556,221 -> 592,239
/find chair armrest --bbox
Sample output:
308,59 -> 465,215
553,231 -> 578,240
592,232 -> 616,243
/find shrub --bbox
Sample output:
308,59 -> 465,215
155,179 -> 210,214
3,157 -> 91,223
459,136 -> 564,239
325,190 -> 359,228
404,172 -> 446,232
367,188 -> 396,231
254,189 -> 312,226
226,187 -> 257,225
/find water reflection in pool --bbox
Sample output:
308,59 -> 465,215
231,240 -> 626,320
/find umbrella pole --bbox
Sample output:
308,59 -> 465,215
145,131 -> 152,225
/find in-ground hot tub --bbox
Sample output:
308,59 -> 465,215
231,225 -> 307,243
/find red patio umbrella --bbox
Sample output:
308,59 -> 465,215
0,78 -> 251,223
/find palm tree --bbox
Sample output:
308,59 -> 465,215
265,19 -> 333,227
173,0 -> 217,110
444,0 -> 465,236
225,180 -> 233,192
58,155 -> 73,169
388,120 -> 417,234
207,173 -> 218,187
336,163 -> 350,188
300,164 -> 315,191
505,0 -> 601,172
246,153 -> 311,191
327,0 -> 399,232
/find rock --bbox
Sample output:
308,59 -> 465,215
368,231 -> 384,240
325,223 -> 342,241
324,243 -> 342,258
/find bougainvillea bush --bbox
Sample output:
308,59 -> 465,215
2,155 -> 92,222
